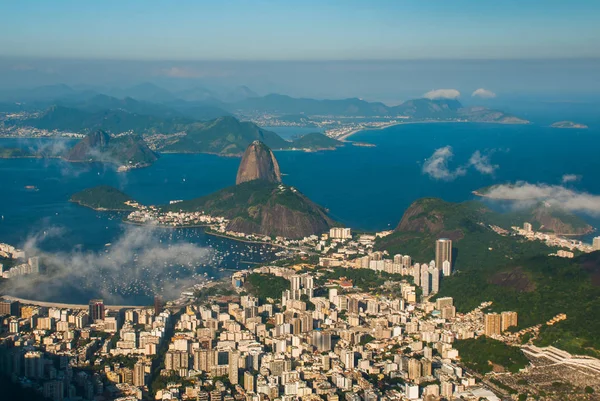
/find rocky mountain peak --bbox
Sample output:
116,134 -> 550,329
236,141 -> 282,185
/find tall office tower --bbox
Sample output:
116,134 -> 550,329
133,361 -> 146,387
421,268 -> 430,297
229,351 -> 240,385
413,263 -> 421,286
593,236 -> 600,251
88,299 -> 105,322
523,222 -> 533,232
244,371 -> 255,393
435,238 -> 452,271
430,268 -> 440,294
484,313 -> 502,337
402,255 -> 412,269
442,260 -> 452,277
501,311 -> 518,332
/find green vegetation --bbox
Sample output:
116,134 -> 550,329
166,180 -> 335,238
290,132 -> 342,150
161,116 -> 290,155
245,273 -> 289,302
379,197 -> 600,355
454,337 -> 528,374
70,185 -> 135,211
65,130 -> 158,166
193,282 -> 236,301
318,267 -> 412,292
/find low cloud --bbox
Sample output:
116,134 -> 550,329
7,225 -> 213,304
468,150 -> 498,175
561,174 -> 581,184
423,89 -> 461,100
472,88 -> 497,99
482,181 -> 600,216
423,147 -> 498,181
422,146 -> 467,181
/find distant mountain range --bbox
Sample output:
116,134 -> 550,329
155,116 -> 343,156
1,82 -> 528,123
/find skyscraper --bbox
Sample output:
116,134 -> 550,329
430,267 -> 440,294
484,313 -> 502,337
134,361 -> 146,387
229,350 -> 240,385
523,222 -> 533,232
501,311 -> 518,332
435,238 -> 452,273
421,267 -> 430,297
88,299 -> 105,322
593,236 -> 600,251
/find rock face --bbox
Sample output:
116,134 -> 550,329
65,130 -> 111,161
236,141 -> 282,185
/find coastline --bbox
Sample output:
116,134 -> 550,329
339,119 -> 530,141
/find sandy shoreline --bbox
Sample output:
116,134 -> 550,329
339,119 -> 530,141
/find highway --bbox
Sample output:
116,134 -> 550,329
0,295 -> 148,310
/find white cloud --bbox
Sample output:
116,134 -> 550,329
561,174 -> 581,184
422,146 -> 467,181
472,88 -> 497,99
481,181 -> 600,216
9,225 -> 213,303
468,150 -> 498,175
423,89 -> 461,100
423,147 -> 498,180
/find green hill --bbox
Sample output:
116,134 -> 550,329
165,180 -> 335,238
159,116 -> 290,155
65,130 -> 158,167
290,132 -> 343,150
378,197 -> 600,356
70,185 -> 135,211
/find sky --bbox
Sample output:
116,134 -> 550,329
1,0 -> 599,60
0,1 -> 599,101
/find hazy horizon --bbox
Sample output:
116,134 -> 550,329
2,57 -> 600,105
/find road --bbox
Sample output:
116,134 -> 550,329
1,295 -> 148,310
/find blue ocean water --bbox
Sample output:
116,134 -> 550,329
1,121 -> 599,303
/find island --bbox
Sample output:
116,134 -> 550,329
550,120 -> 589,129
65,130 -> 159,170
70,185 -> 136,211
71,141 -> 337,239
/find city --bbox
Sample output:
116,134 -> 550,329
2,228 -> 600,401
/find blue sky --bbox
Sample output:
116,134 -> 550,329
1,0 -> 599,60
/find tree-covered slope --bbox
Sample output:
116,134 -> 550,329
165,180 -> 335,238
70,185 -> 135,211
